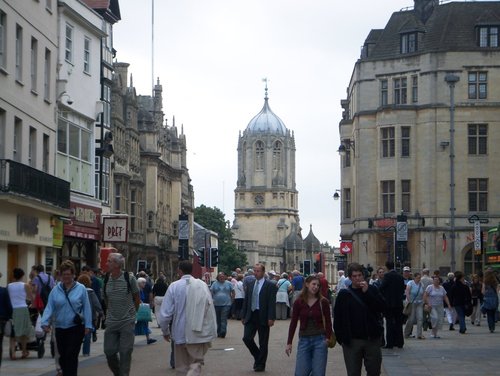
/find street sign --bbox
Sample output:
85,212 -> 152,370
468,214 -> 489,224
396,221 -> 408,241
474,220 -> 481,253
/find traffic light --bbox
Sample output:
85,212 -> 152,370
209,248 -> 219,267
197,248 -> 206,267
303,260 -> 311,275
313,254 -> 320,273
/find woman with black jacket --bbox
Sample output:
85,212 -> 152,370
449,271 -> 472,334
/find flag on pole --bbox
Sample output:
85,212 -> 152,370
442,233 -> 447,253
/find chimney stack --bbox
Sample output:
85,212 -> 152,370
414,0 -> 439,23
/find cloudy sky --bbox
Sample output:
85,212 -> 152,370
113,0 -> 417,247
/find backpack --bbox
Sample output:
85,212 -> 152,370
37,275 -> 52,307
103,271 -> 134,303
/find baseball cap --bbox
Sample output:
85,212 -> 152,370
403,266 -> 411,272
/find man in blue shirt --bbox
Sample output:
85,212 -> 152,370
210,272 -> 234,338
290,270 -> 304,311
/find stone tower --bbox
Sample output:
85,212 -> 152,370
232,87 -> 300,270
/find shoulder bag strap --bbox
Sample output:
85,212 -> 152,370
410,284 -> 421,304
319,298 -> 327,331
64,285 -> 80,316
347,287 -> 367,308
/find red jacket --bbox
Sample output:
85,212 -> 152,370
287,297 -> 332,345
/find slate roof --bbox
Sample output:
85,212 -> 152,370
362,1 -> 500,61
304,225 -> 321,253
82,0 -> 121,24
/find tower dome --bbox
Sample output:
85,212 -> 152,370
245,89 -> 287,135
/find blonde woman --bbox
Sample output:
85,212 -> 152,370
423,275 -> 451,339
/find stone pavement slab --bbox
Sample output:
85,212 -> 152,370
2,318 -> 500,375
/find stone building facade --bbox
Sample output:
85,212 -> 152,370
0,0 -> 70,282
110,63 -> 194,280
338,0 -> 500,276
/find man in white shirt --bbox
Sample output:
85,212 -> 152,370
158,261 -> 217,376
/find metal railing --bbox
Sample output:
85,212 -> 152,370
0,159 -> 70,209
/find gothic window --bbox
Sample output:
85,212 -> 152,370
468,71 -> 487,99
401,127 -> 410,157
381,127 -> 395,158
468,124 -> 487,155
381,180 -> 395,214
242,141 -> 247,172
393,77 -> 407,104
255,141 -> 264,171
272,141 -> 282,171
411,75 -> 418,103
468,178 -> 488,212
401,180 -> 411,213
380,79 -> 388,106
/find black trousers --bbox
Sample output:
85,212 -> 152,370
384,307 -> 404,348
55,325 -> 85,376
242,310 -> 270,369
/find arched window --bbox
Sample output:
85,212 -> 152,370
255,141 -> 264,171
273,141 -> 282,171
242,142 -> 247,172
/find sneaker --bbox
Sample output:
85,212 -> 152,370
430,335 -> 440,339
147,338 -> 157,345
417,336 -> 425,339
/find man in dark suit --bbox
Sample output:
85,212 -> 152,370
241,263 -> 276,372
380,261 -> 405,349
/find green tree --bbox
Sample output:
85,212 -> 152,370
194,205 -> 247,273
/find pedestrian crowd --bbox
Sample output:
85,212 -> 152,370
1,255 -> 499,376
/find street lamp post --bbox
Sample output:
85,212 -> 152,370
445,73 -> 460,272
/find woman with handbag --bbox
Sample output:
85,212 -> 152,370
41,260 -> 92,376
404,272 -> 425,339
285,275 -> 333,376
481,270 -> 499,333
7,268 -> 34,360
423,275 -> 451,339
135,278 -> 156,344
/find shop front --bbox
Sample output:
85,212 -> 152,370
0,202 -> 60,283
61,200 -> 102,272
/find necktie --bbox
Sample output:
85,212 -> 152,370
251,280 -> 259,311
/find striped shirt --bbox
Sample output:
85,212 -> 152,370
105,272 -> 139,324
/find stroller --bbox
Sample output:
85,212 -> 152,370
17,307 -> 47,358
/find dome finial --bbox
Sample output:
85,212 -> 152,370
262,77 -> 269,100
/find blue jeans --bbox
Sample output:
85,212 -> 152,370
82,327 -> 94,355
486,309 -> 496,332
215,305 -> 231,336
294,334 -> 328,376
454,306 -> 466,333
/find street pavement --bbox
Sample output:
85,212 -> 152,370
2,318 -> 500,375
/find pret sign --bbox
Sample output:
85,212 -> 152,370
103,217 -> 128,242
